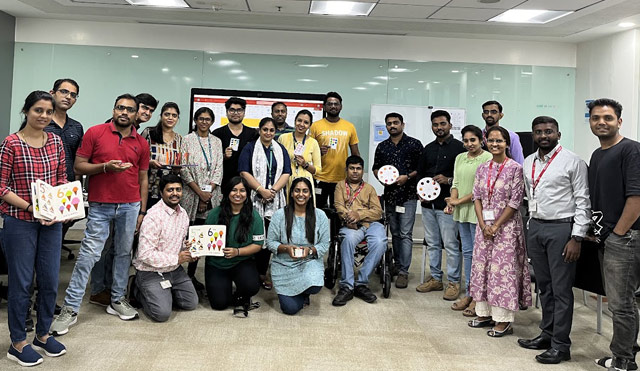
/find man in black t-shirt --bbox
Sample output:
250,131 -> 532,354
588,98 -> 640,371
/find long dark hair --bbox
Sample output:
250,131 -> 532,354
486,126 -> 512,159
150,102 -> 180,144
219,176 -> 253,244
284,177 -> 316,244
20,91 -> 55,130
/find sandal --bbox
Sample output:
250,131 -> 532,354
451,296 -> 472,311
259,275 -> 273,290
462,300 -> 477,317
487,322 -> 513,337
468,317 -> 494,328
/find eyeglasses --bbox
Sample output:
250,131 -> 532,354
196,117 -> 212,123
483,109 -> 499,115
325,102 -> 341,107
57,89 -> 78,99
486,139 -> 505,144
115,105 -> 137,113
227,108 -> 245,114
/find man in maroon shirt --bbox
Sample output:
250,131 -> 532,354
51,94 -> 150,336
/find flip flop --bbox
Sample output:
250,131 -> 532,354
487,323 -> 513,337
463,300 -> 477,317
468,317 -> 494,328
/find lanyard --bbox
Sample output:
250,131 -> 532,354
345,181 -> 365,207
487,158 -> 509,205
197,135 -> 213,171
265,145 -> 274,188
531,146 -> 562,197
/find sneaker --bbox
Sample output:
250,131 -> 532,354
416,276 -> 444,293
49,306 -> 77,336
354,285 -> 377,303
443,282 -> 461,301
7,344 -> 43,367
332,286 -> 354,306
395,273 -> 409,289
595,356 -> 638,371
106,298 -> 139,321
32,336 -> 66,357
89,290 -> 111,307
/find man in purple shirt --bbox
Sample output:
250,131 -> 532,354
481,100 -> 525,165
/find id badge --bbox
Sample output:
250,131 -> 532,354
230,138 -> 240,151
200,184 -> 213,193
315,187 -> 322,195
160,280 -> 172,289
395,206 -> 406,214
294,143 -> 305,156
482,210 -> 495,221
528,199 -> 537,213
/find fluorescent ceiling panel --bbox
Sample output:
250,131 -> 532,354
310,1 -> 376,16
489,9 -> 573,24
126,0 -> 189,7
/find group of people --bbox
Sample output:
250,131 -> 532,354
0,79 -> 637,371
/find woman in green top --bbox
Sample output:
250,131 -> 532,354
204,176 -> 264,317
445,125 -> 492,316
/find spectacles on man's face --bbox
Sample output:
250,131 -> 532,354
57,89 -> 78,99
486,139 -> 505,144
227,108 -> 245,114
115,105 -> 137,114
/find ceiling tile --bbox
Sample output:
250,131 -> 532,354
70,0 -> 128,4
185,0 -> 248,11
248,0 -> 310,14
429,6 -> 504,21
379,0 -> 449,5
516,0 -> 601,11
370,4 -> 440,18
447,0 -> 523,9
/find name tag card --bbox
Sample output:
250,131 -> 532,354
482,210 -> 495,221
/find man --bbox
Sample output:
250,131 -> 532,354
132,174 -> 198,322
90,92 -> 158,305
415,110 -> 465,301
51,94 -> 150,335
332,155 -> 387,306
519,116 -> 591,364
481,100 -> 525,164
372,112 -> 422,289
309,92 -> 360,209
271,102 -> 294,140
588,99 -> 640,371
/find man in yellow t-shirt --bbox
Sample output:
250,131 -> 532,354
309,91 -> 360,209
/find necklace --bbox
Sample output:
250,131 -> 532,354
19,131 -> 46,148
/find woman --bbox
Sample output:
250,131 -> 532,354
140,102 -> 183,209
239,117 -> 292,290
467,126 -> 531,337
1,91 -> 67,366
277,110 -> 322,198
445,125 -> 492,316
204,176 -> 263,317
266,178 -> 330,315
180,107 -> 223,290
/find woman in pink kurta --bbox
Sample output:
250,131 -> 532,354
468,126 -> 531,337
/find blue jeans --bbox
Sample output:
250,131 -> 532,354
458,222 -> 476,292
603,230 -> 640,367
386,199 -> 417,275
278,286 -> 322,315
90,222 -> 114,295
339,222 -> 387,289
421,207 -> 460,283
63,202 -> 139,311
2,216 -> 62,343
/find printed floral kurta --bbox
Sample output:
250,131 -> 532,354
470,158 -> 532,311
180,132 -> 223,221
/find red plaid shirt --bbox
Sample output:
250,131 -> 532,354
0,132 -> 67,221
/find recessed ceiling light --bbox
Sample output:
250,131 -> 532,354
451,70 -> 460,73
126,0 -> 189,8
297,78 -> 318,82
432,81 -> 440,84
161,67 -> 169,72
229,69 -> 245,74
418,80 -> 424,83
493,77 -> 501,80
310,1 -> 375,16
489,9 -> 572,24
298,63 -> 329,68
214,60 -> 239,67
365,81 -> 381,85
131,55 -> 139,58
619,22 -> 636,28
353,87 -> 367,90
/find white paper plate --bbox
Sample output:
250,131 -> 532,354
417,177 -> 441,201
378,165 -> 399,185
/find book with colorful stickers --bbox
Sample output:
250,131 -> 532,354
31,180 -> 85,220
188,225 -> 226,257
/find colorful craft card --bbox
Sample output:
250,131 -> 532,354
188,225 -> 227,257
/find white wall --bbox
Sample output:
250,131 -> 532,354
574,29 -> 640,161
15,18 -> 577,68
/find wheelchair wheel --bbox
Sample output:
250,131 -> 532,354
383,272 -> 391,298
324,239 -> 340,289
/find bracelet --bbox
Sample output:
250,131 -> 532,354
103,163 -> 107,173
25,204 -> 32,212
236,248 -> 240,257
256,186 -> 262,192
139,210 -> 147,216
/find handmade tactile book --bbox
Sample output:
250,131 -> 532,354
188,225 -> 227,257
31,180 -> 85,221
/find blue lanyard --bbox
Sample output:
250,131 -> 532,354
197,135 -> 213,171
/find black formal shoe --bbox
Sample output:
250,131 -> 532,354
354,285 -> 377,303
518,335 -> 552,350
535,348 -> 571,364
332,286 -> 354,306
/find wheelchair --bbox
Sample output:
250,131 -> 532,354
322,207 -> 393,299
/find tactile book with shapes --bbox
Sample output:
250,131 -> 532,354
188,225 -> 226,257
31,180 -> 85,221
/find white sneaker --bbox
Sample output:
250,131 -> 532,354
106,298 -> 139,321
49,306 -> 77,336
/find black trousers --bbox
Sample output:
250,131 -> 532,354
315,181 -> 337,210
205,259 -> 260,310
527,219 -> 576,352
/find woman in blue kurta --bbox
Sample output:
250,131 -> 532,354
266,177 -> 330,315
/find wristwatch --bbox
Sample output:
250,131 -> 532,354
571,235 -> 583,243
